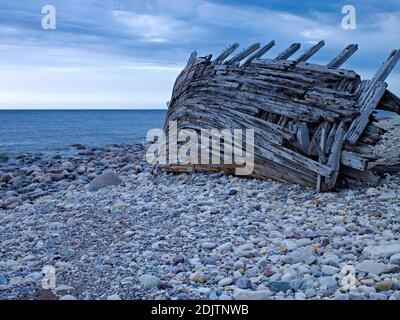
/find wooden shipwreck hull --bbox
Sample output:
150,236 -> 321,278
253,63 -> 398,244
164,41 -> 400,191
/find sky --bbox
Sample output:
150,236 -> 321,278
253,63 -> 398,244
0,0 -> 399,109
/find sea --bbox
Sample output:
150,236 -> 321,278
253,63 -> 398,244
0,109 -> 395,156
0,110 -> 167,155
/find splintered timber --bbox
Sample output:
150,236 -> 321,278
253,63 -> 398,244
164,40 -> 400,192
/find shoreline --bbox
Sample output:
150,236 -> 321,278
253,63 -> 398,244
0,117 -> 400,300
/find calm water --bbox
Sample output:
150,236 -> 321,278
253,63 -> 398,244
0,110 -> 167,155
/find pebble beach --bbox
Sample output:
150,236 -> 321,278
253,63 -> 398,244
1,117 -> 400,300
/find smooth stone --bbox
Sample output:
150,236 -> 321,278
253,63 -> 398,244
268,281 -> 291,293
218,242 -> 232,252
233,261 -> 244,270
75,165 -> 86,174
107,294 -> 122,300
202,242 -> 217,250
172,255 -> 185,265
190,272 -> 205,283
332,226 -> 347,235
289,279 -> 302,291
85,169 -> 122,192
321,265 -> 340,276
375,281 -> 392,291
233,289 -> 270,300
139,274 -> 162,289
234,244 -> 257,258
319,276 -> 338,290
0,273 -> 7,285
363,243 -> 400,258
60,295 -> 77,301
54,285 -> 74,292
355,260 -> 386,275
218,277 -> 233,287
377,192 -> 397,201
236,277 -> 253,289
228,190 -> 237,196
390,253 -> 400,265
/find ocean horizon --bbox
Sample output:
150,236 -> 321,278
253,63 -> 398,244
0,109 -> 167,155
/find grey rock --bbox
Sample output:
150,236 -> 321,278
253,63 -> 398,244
318,276 -> 338,290
218,277 -> 233,287
355,260 -> 387,275
202,242 -> 217,250
390,253 -> 400,265
363,243 -> 400,258
60,295 -> 77,301
139,274 -> 162,289
85,169 -> 122,192
375,281 -> 392,291
236,277 -> 252,289
321,265 -> 340,275
233,289 -> 270,300
0,273 -> 7,285
234,244 -> 258,258
268,281 -> 291,293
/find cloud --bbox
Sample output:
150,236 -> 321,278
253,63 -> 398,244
0,0 -> 399,108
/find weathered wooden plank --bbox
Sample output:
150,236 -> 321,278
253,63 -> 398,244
242,41 -> 275,67
226,43 -> 261,65
295,41 -> 325,64
317,122 -> 328,192
343,142 -> 374,156
346,82 -> 388,144
325,121 -> 346,189
378,90 -> 400,114
358,50 -> 400,108
327,44 -> 358,68
186,51 -> 198,68
296,122 -> 310,153
341,165 -> 381,185
341,151 -> 368,171
213,43 -> 240,65
274,43 -> 301,61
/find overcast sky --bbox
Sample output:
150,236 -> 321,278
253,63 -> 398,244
0,0 -> 399,109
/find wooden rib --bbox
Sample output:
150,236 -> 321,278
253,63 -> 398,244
213,43 -> 240,65
325,121 -> 346,189
295,40 -> 325,64
316,122 -> 329,192
327,44 -> 358,68
274,43 -> 301,61
186,51 -> 197,68
341,151 -> 368,171
226,43 -> 261,65
242,41 -> 275,67
358,50 -> 400,108
346,82 -> 388,144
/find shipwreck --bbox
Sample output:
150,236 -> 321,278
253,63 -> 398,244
163,41 -> 400,191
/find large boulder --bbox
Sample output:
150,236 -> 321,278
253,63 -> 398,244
85,169 -> 122,192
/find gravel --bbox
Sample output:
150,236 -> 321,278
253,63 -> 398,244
1,117 -> 400,300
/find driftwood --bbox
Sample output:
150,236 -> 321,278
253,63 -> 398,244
163,40 -> 400,191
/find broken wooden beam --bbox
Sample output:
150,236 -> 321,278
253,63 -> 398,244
226,43 -> 261,66
327,44 -> 358,68
213,43 -> 240,65
274,43 -> 301,61
242,41 -> 275,67
346,81 -> 388,144
295,40 -> 325,64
